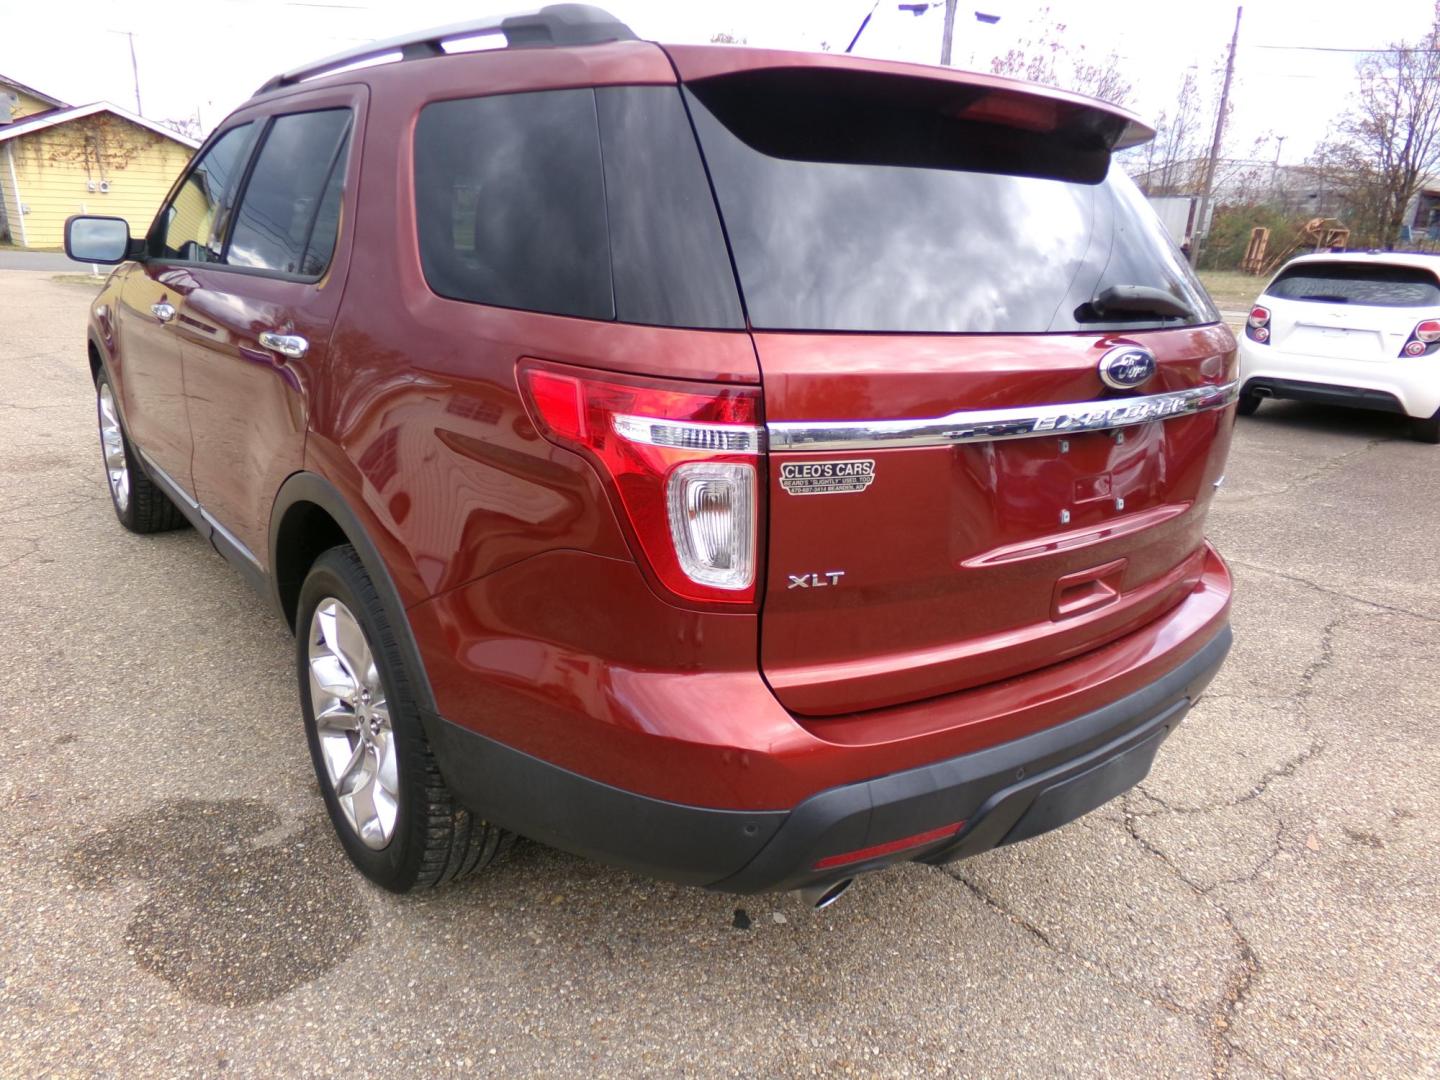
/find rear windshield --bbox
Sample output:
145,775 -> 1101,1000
1265,262 -> 1440,307
684,69 -> 1217,334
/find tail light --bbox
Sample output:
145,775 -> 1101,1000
518,360 -> 764,606
1246,305 -> 1270,344
1401,319 -> 1440,357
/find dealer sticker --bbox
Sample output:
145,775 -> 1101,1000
778,459 -> 877,496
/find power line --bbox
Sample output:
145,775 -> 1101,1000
1241,70 -> 1413,80
1247,43 -> 1439,53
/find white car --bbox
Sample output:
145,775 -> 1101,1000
1237,252 -> 1440,442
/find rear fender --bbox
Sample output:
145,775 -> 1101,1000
268,471 -> 438,715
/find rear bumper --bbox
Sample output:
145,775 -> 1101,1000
426,623 -> 1230,894
1242,375 -> 1407,415
1238,337 -> 1440,418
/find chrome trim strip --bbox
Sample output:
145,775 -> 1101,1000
135,448 -> 199,509
612,414 -> 764,456
767,381 -> 1240,452
205,509 -> 263,570
135,449 -> 263,569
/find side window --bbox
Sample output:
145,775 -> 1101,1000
299,147 -> 346,277
414,90 -> 613,320
227,109 -> 352,276
158,123 -> 254,262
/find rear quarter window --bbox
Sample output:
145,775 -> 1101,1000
414,89 -> 614,321
1265,263 -> 1440,307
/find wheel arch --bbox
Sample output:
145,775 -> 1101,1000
86,335 -> 105,384
269,471 -> 438,715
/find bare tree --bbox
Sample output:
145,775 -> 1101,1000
1310,2 -> 1440,246
988,6 -> 1132,106
1134,68 -> 1205,194
1124,57 -> 1237,197
157,116 -> 202,141
1306,140 -> 1390,244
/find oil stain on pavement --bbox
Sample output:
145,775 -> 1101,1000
70,799 -> 367,1007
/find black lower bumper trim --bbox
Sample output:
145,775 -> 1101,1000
425,625 -> 1231,894
423,719 -> 788,887
717,625 -> 1230,892
1243,376 -> 1405,415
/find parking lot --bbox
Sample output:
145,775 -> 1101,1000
1,267 -> 1437,1077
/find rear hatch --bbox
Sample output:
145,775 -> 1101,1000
676,55 -> 1236,716
1260,259 -> 1440,360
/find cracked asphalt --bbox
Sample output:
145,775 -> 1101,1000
2,268 -> 1438,1078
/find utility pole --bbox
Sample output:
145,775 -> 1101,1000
846,0 -> 881,54
107,30 -> 143,115
1191,6 -> 1241,266
125,32 -> 142,115
940,0 -> 957,66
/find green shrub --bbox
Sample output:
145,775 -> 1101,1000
1200,205 -> 1312,272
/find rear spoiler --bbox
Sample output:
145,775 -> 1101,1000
665,45 -> 1154,153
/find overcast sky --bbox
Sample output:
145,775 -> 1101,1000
5,0 -> 1434,162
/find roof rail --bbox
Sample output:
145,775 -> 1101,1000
253,4 -> 638,95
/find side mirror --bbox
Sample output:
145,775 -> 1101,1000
64,215 -> 134,264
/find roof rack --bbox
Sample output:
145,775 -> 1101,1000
254,4 -> 637,96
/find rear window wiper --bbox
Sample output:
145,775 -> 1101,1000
1079,284 -> 1195,322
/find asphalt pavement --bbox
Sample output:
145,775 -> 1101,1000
1,269 -> 1437,1078
0,249 -> 99,272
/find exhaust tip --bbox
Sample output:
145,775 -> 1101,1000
799,877 -> 854,910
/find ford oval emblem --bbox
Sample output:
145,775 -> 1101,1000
1098,346 -> 1157,391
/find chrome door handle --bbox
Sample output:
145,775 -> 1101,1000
258,331 -> 309,359
151,302 -> 175,322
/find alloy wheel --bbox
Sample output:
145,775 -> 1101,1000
307,597 -> 399,849
97,382 -> 129,512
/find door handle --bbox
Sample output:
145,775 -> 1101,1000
258,331 -> 309,359
151,302 -> 176,322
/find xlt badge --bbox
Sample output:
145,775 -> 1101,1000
788,571 -> 846,589
778,459 -> 876,496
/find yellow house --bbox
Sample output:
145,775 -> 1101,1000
2,73 -> 67,123
1,77 -> 197,250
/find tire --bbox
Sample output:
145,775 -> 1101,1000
1412,413 -> 1440,444
297,544 -> 512,891
94,369 -> 188,533
1236,391 -> 1262,417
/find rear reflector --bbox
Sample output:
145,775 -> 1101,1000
812,821 -> 965,871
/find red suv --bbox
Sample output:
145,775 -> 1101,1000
67,4 -> 1236,907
